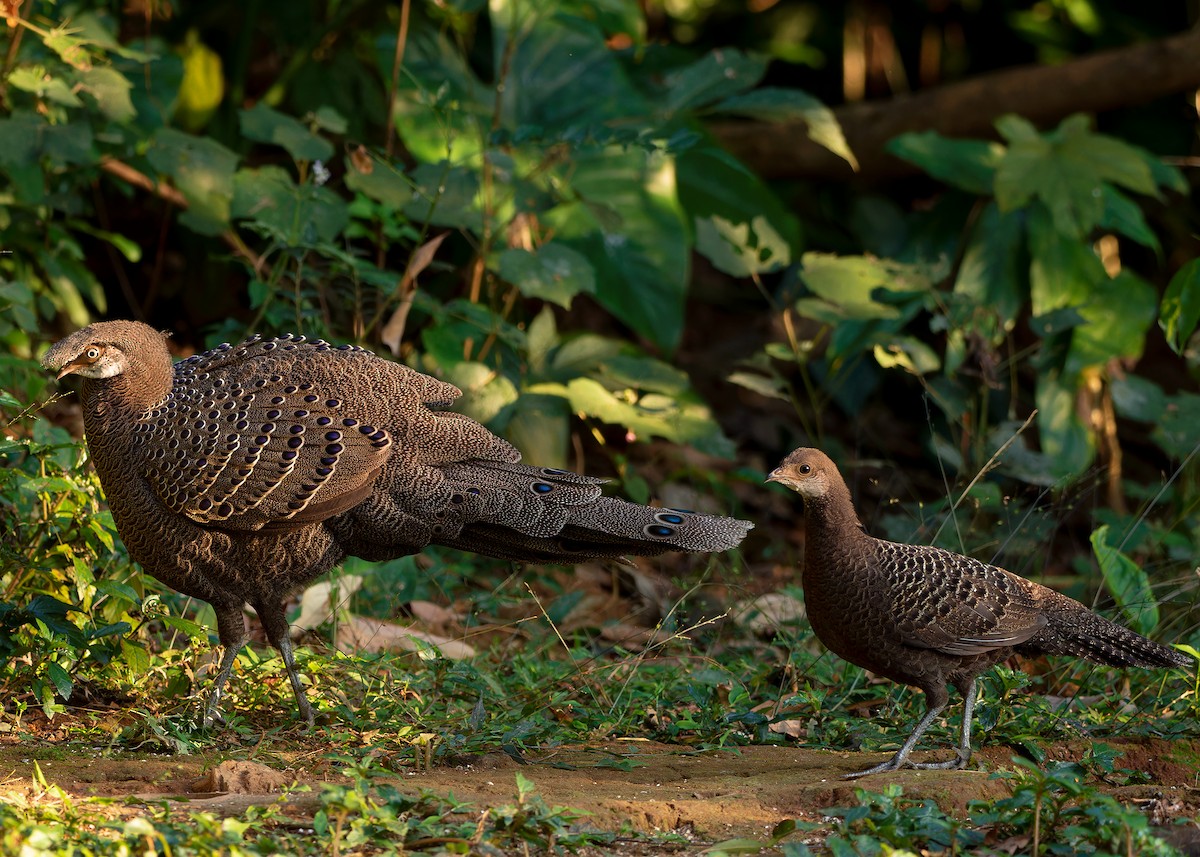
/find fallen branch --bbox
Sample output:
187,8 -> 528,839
709,26 -> 1200,183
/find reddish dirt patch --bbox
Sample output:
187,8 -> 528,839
2,738 -> 1197,847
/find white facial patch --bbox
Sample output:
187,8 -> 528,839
76,360 -> 124,379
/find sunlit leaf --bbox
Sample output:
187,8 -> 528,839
497,243 -> 596,308
888,131 -> 1001,195
1159,258 -> 1200,356
716,87 -> 856,169
239,101 -> 333,163
1090,525 -> 1158,635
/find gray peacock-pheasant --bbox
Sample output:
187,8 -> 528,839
768,447 -> 1192,778
43,319 -> 752,726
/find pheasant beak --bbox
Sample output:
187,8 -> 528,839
765,467 -> 784,484
54,355 -> 92,379
56,359 -> 85,380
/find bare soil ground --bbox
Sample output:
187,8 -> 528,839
3,735 -> 1198,850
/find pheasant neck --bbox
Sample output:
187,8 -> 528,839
801,480 -> 871,586
81,347 -> 174,421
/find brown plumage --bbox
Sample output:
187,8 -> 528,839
768,447 -> 1190,778
43,320 -> 752,726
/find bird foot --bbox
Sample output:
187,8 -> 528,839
844,751 -> 970,779
200,701 -> 227,730
910,754 -> 971,771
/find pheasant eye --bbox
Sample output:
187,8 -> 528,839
798,464 -> 812,474
85,347 -> 100,360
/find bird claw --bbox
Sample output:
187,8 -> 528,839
201,702 -> 227,730
845,750 -> 971,778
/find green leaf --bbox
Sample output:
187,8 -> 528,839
661,49 -> 766,114
995,113 -> 1158,238
45,662 -> 73,700
714,87 -> 856,168
1065,270 -> 1155,375
239,102 -> 333,163
872,336 -> 941,375
403,162 -> 482,230
1154,390 -> 1200,459
94,579 -> 142,604
440,362 -> 519,425
120,638 -> 151,675
505,393 -> 570,468
496,243 -> 596,308
159,614 -> 208,639
1098,186 -> 1158,250
1110,375 -> 1166,423
694,215 -> 791,277
344,154 -> 412,208
8,67 -> 83,107
676,145 -> 801,253
1159,258 -> 1200,356
492,5 -> 649,130
534,377 -> 733,457
1035,370 -> 1094,478
312,106 -> 348,134
0,112 -> 42,167
797,253 -> 934,321
1026,204 -> 1106,317
78,67 -> 136,123
888,131 -> 1001,195
1090,525 -> 1158,635
727,370 -> 789,401
232,166 -> 348,245
545,148 -> 689,350
147,128 -> 238,235
954,203 -> 1025,328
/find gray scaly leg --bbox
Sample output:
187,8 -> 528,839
845,685 -> 951,779
256,599 -> 315,728
203,603 -> 248,728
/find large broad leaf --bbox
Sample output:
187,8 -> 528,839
496,243 -> 596,308
660,49 -> 767,115
403,161 -> 483,230
543,147 -> 689,350
1065,269 -> 1155,376
147,128 -> 238,235
888,131 -> 1002,195
715,88 -> 856,169
1159,258 -> 1200,356
677,144 -> 801,272
953,202 -> 1025,332
504,393 -> 571,468
240,102 -> 333,163
1153,390 -> 1200,460
797,253 -> 935,321
384,29 -> 493,165
1090,525 -> 1158,636
78,67 -> 135,123
531,377 -> 733,458
1034,369 -> 1094,478
440,361 -> 519,425
490,1 -> 649,130
694,215 -> 791,278
1026,204 -> 1106,317
232,166 -> 348,245
344,151 -> 413,208
995,114 -> 1158,239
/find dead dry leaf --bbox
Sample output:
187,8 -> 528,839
336,614 -> 475,659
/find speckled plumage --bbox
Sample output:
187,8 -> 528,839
768,447 -> 1190,778
44,320 -> 752,726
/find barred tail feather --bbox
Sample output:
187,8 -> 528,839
1040,609 -> 1192,669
